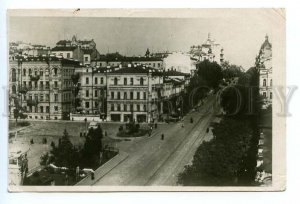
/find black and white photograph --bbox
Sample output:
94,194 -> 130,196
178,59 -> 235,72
6,9 -> 285,191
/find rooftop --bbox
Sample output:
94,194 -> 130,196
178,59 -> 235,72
51,46 -> 77,52
10,55 -> 81,67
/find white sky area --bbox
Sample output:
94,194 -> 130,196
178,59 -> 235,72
8,10 -> 278,70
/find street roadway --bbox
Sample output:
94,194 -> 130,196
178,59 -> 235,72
94,94 -> 219,186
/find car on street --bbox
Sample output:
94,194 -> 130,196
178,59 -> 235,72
88,122 -> 100,129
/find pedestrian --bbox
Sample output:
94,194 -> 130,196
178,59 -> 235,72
154,123 -> 158,129
161,134 -> 164,140
190,117 -> 193,123
91,172 -> 95,180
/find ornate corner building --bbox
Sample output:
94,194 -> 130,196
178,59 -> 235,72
257,35 -> 272,107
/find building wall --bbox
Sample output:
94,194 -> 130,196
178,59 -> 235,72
258,36 -> 272,106
9,59 -> 77,120
106,73 -> 151,122
131,60 -> 163,69
83,54 -> 91,65
79,67 -> 107,115
51,51 -> 74,59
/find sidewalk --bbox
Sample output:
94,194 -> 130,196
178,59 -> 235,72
9,124 -> 33,134
75,151 -> 129,186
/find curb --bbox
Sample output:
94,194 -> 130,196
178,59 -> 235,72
75,151 -> 129,186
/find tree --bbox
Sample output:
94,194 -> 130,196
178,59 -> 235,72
178,118 -> 254,186
221,61 -> 244,79
80,125 -> 103,168
50,129 -> 80,169
196,60 -> 223,89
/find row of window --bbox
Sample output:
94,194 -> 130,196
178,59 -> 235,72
110,91 -> 147,100
111,103 -> 147,112
21,68 -> 58,76
84,77 -> 146,86
24,105 -> 59,113
262,79 -> 272,87
84,101 -> 147,112
85,77 -> 105,85
24,93 -> 61,102
262,91 -> 272,99
112,77 -> 145,86
22,81 -> 56,89
85,89 -> 105,98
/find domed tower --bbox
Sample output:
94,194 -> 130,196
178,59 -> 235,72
258,34 -> 272,106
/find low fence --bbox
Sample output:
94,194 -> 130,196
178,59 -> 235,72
71,114 -> 103,122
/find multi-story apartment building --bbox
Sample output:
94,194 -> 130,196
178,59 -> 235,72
9,56 -> 81,120
75,63 -> 190,123
77,66 -> 108,117
257,35 -> 272,106
106,65 -> 153,123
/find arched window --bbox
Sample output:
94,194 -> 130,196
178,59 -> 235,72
140,77 -> 144,85
114,77 -> 118,85
53,68 -> 58,76
12,69 -> 16,82
23,69 -> 26,76
29,68 -> 32,76
270,79 -> 272,86
263,79 -> 266,87
12,85 -> 16,94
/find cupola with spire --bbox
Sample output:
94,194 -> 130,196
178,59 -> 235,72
145,48 -> 150,57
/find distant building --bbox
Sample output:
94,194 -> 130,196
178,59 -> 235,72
9,42 -> 50,59
9,56 -> 81,120
91,50 -> 163,69
163,52 -> 196,74
257,35 -> 272,106
189,33 -> 224,64
51,35 -> 101,65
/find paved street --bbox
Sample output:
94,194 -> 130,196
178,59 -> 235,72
93,95 -> 219,186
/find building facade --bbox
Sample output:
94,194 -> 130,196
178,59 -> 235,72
257,35 -> 272,106
77,66 -> 107,117
51,35 -> 101,65
106,65 -> 153,123
189,33 -> 225,64
91,51 -> 163,70
9,56 -> 81,120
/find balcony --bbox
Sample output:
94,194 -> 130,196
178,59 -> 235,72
30,75 -> 40,82
18,86 -> 29,94
26,99 -> 39,107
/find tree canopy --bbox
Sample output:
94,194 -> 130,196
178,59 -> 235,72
195,60 -> 223,89
50,129 -> 80,169
178,118 -> 254,186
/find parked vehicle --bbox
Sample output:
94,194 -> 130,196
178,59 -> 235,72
88,122 -> 99,129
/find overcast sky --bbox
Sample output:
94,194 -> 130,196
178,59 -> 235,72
8,13 -> 275,69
